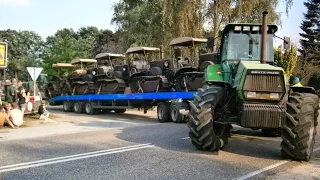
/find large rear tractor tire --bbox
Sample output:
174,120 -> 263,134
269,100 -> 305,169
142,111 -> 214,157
281,92 -> 319,161
187,85 -> 232,151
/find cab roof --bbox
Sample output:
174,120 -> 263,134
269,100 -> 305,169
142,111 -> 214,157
125,47 -> 160,54
95,53 -> 125,59
169,37 -> 208,46
70,58 -> 97,65
52,63 -> 74,68
222,23 -> 278,34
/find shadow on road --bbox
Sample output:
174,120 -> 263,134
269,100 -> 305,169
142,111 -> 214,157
115,123 -> 285,161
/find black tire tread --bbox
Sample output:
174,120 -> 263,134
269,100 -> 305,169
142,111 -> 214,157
281,92 -> 319,161
187,85 -> 231,151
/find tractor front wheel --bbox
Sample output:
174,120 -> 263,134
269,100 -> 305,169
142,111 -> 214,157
281,92 -> 319,161
187,85 -> 232,151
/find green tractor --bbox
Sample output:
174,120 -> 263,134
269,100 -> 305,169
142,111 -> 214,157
185,11 -> 319,161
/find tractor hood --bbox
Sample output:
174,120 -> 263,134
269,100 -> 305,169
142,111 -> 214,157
233,61 -> 287,89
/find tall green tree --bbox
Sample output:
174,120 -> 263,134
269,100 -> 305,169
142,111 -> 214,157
299,0 -> 320,63
0,30 -> 44,80
274,45 -> 297,76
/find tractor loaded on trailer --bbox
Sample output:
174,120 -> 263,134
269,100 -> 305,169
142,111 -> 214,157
48,37 -> 217,123
180,11 -> 319,161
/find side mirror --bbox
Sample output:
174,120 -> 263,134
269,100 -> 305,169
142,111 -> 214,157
207,37 -> 214,49
284,36 -> 290,50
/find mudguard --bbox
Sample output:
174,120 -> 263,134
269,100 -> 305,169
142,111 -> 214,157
174,67 -> 198,78
290,86 -> 316,94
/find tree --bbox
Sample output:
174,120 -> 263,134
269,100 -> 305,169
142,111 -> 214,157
0,30 -> 44,80
274,44 -> 298,76
299,0 -> 320,63
92,30 -> 121,56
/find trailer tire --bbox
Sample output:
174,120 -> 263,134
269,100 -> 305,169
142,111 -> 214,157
170,103 -> 185,123
63,101 -> 73,112
281,92 -> 319,161
157,102 -> 171,123
85,101 -> 96,115
114,109 -> 126,114
74,101 -> 84,114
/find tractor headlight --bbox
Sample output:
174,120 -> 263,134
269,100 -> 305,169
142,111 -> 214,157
92,71 -> 96,75
245,91 -> 281,100
270,93 -> 280,99
164,61 -> 168,67
246,91 -> 256,98
123,67 -> 126,71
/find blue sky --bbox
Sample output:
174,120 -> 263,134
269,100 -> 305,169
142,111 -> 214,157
0,0 -> 306,47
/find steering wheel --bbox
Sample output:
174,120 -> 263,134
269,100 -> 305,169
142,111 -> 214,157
130,68 -> 137,75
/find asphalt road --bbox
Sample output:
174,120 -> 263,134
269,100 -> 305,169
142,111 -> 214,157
0,107 -> 319,180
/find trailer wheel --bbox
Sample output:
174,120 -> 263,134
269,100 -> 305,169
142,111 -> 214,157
63,101 -> 73,112
170,103 -> 185,123
157,102 -> 171,123
85,101 -> 96,115
74,101 -> 84,114
114,109 -> 126,114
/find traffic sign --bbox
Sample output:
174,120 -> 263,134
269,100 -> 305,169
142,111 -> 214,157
27,67 -> 43,81
0,42 -> 7,68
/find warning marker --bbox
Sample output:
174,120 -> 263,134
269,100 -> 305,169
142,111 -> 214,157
0,53 -> 3,59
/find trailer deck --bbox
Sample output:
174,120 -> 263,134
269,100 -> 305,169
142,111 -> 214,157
49,91 -> 196,123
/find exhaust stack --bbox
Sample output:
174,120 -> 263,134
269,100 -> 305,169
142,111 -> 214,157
260,11 -> 268,64
160,45 -> 164,59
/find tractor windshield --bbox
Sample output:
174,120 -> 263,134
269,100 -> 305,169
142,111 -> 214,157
222,32 -> 274,62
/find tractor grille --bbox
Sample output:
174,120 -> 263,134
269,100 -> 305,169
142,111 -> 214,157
243,75 -> 284,92
241,104 -> 286,128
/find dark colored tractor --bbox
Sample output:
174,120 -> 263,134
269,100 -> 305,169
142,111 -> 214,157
45,63 -> 75,100
64,58 -> 98,95
168,37 -> 217,91
126,46 -> 171,93
94,52 -> 127,94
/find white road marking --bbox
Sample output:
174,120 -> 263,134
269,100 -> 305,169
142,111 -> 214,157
0,143 -> 154,173
234,147 -> 320,180
181,137 -> 190,140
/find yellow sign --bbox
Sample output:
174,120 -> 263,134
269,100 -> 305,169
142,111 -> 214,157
0,43 -> 7,67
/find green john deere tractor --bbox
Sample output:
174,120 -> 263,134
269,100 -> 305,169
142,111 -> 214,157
185,11 -> 319,161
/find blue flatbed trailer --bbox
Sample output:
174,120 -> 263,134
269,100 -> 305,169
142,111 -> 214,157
49,91 -> 196,123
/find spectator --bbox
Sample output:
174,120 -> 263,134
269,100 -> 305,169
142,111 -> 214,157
38,100 -> 56,123
5,79 -> 17,104
17,80 -> 27,114
0,104 -> 16,129
8,102 -> 23,127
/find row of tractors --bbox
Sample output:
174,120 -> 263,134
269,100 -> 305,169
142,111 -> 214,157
45,37 -> 217,102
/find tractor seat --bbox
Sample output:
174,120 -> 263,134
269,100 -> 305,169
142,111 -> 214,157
97,66 -> 113,75
73,69 -> 87,75
132,59 -> 148,70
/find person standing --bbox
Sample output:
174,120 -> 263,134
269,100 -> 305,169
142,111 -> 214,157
5,79 -> 18,104
17,80 -> 27,114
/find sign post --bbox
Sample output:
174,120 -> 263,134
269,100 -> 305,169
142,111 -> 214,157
27,67 -> 43,100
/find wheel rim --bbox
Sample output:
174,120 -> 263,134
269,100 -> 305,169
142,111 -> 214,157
213,123 -> 227,137
63,102 -> 68,110
158,107 -> 163,120
74,103 -> 79,112
171,107 -> 178,121
85,103 -> 91,113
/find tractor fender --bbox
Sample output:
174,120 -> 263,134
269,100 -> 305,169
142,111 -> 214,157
174,67 -> 198,78
290,86 -> 316,94
128,71 -> 149,83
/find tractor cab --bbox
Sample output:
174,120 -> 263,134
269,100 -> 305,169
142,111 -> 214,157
45,63 -> 75,99
95,53 -> 125,79
169,37 -> 208,69
69,58 -> 97,82
125,46 -> 160,75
